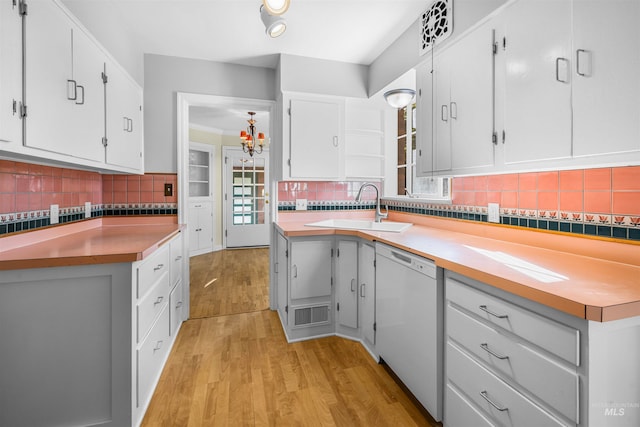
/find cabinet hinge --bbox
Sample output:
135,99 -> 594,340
336,248 -> 340,258
101,72 -> 108,84
331,248 -> 334,258
418,88 -> 422,97
337,302 -> 340,311
373,322 -> 377,332
285,305 -> 288,313
502,36 -> 507,51
225,230 -> 227,237
274,262 -> 278,274
492,132 -> 498,145
18,0 -> 27,15
331,277 -> 333,286
287,158 -> 291,166
224,193 -> 227,201
285,249 -> 288,258
493,42 -> 498,55
102,137 -> 108,147
224,156 -> 228,164
287,107 -> 291,116
502,130 -> 506,144
373,259 -> 376,268
18,103 -> 27,119
12,100 -> 17,116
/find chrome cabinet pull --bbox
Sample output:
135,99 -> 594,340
350,278 -> 356,293
153,263 -> 164,271
292,265 -> 297,278
479,304 -> 508,319
175,256 -> 182,261
153,340 -> 163,352
123,117 -> 128,131
576,49 -> 591,77
450,101 -> 457,120
128,118 -> 133,132
441,104 -> 448,122
75,85 -> 84,105
480,343 -> 509,360
555,57 -> 570,83
67,79 -> 77,100
332,136 -> 338,147
176,301 -> 183,308
480,391 -> 508,412
360,283 -> 365,297
154,296 -> 164,305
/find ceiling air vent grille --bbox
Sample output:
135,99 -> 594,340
419,0 -> 453,56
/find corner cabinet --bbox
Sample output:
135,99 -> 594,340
0,231 -> 186,427
0,0 -> 144,174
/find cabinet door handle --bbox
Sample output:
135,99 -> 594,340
67,79 -> 77,100
555,57 -> 570,83
176,301 -> 183,308
480,343 -> 509,360
350,278 -> 356,293
128,118 -> 133,132
360,283 -> 365,297
576,49 -> 591,77
450,102 -> 457,120
292,265 -> 297,278
332,136 -> 338,147
175,256 -> 182,261
153,340 -> 164,352
154,296 -> 164,305
441,104 -> 448,122
123,117 -> 129,131
75,85 -> 84,105
153,263 -> 164,271
480,391 -> 508,412
479,304 -> 508,319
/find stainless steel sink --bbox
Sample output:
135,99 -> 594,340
304,219 -> 412,233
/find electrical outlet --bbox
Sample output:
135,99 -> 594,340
50,204 -> 59,224
295,198 -> 308,210
488,203 -> 500,223
164,183 -> 173,197
84,202 -> 91,219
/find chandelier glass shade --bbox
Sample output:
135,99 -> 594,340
240,112 -> 265,157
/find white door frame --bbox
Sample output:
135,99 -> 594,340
176,93 -> 276,314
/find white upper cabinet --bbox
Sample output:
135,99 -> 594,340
416,62 -> 434,175
571,0 -> 640,158
344,99 -> 387,180
0,0 -> 22,145
0,0 -> 143,173
499,0 -> 573,165
105,58 -> 143,171
25,0 -> 105,163
433,47 -> 453,172
288,96 -> 343,180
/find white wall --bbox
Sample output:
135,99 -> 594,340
279,54 -> 368,98
144,54 -> 276,173
368,0 -> 508,96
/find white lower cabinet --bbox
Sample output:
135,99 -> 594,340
358,241 -> 376,350
0,231 -> 186,427
335,239 -> 359,330
188,201 -> 213,256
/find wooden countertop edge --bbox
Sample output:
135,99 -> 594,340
276,222 -> 638,322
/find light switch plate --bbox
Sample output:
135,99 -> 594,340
50,204 -> 59,224
84,202 -> 91,219
295,198 -> 308,210
488,203 -> 500,223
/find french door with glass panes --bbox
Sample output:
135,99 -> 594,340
223,147 -> 270,247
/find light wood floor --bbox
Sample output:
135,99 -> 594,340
189,248 -> 270,319
142,248 -> 440,426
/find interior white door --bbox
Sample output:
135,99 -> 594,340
224,147 -> 270,248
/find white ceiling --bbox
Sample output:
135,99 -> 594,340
63,0 -> 428,69
62,0 -> 424,133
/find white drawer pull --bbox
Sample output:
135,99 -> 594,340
479,304 -> 508,319
154,296 -> 164,305
480,343 -> 509,360
153,340 -> 163,352
480,390 -> 508,412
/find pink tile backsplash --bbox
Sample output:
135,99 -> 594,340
278,180 -> 380,204
450,165 -> 640,225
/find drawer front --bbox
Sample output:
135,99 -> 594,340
169,280 -> 184,336
137,271 -> 169,342
446,384 -> 496,427
447,278 -> 579,365
137,306 -> 170,409
137,245 -> 170,299
447,304 -> 579,422
447,342 -> 567,427
170,235 -> 183,288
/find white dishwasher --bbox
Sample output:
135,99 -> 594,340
375,243 -> 442,422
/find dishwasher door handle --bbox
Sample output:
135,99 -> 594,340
390,250 -> 412,264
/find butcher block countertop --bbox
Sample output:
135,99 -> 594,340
0,217 -> 183,271
276,211 -> 640,322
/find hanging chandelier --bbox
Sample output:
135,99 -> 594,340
239,112 -> 265,157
